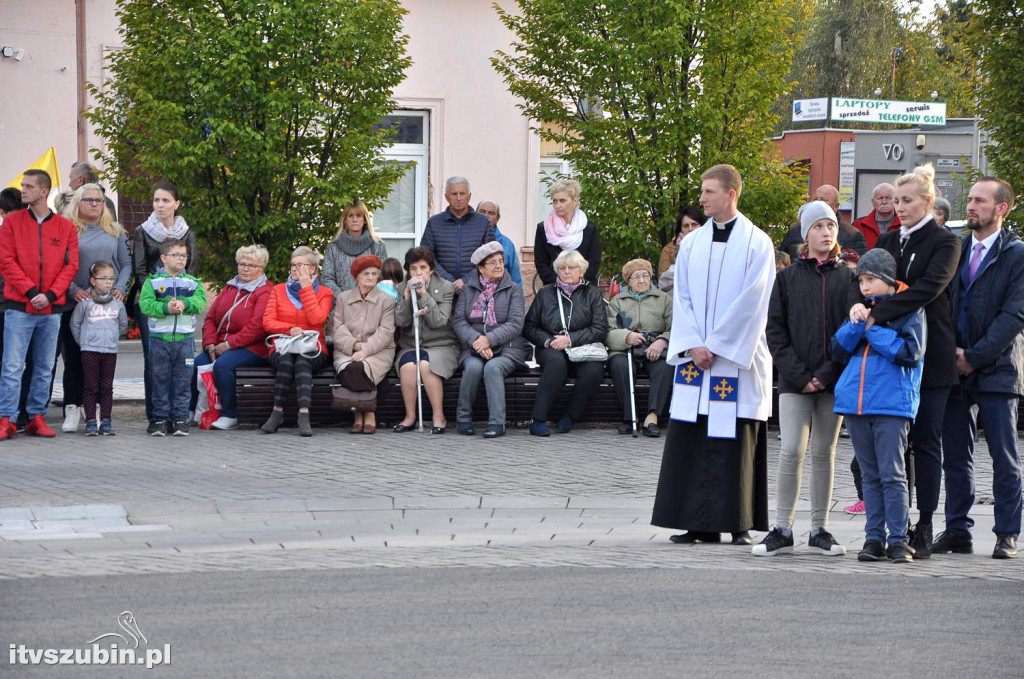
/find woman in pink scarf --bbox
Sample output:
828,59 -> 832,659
533,178 -> 602,287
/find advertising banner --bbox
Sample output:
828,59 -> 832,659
792,98 -> 829,122
830,98 -> 947,126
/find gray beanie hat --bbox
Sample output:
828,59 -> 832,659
470,240 -> 504,266
798,200 -> 838,241
857,249 -> 897,287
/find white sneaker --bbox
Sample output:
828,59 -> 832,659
211,416 -> 238,430
61,405 -> 81,432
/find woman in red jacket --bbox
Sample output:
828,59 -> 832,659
190,245 -> 274,430
260,246 -> 334,436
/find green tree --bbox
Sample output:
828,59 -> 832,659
88,0 -> 411,283
492,0 -> 807,273
970,0 -> 1024,229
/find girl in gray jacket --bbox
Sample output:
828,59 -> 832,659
70,261 -> 128,436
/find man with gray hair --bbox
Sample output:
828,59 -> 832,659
420,177 -> 494,293
56,161 -> 116,218
476,200 -> 521,286
853,182 -> 901,249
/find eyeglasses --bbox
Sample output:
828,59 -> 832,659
163,253 -> 187,259
92,276 -> 116,282
290,262 -> 313,269
483,259 -> 505,268
557,265 -> 581,272
80,198 -> 104,205
629,272 -> 651,281
237,262 -> 263,270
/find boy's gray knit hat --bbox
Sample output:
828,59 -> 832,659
857,249 -> 897,286
798,200 -> 838,241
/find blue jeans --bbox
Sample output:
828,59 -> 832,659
150,337 -> 194,421
942,389 -> 1023,536
457,355 -> 517,426
190,347 -> 267,418
0,310 -> 61,419
846,414 -> 911,545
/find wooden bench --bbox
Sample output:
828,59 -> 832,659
235,364 -> 655,429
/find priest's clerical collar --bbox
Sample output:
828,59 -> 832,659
712,217 -> 736,242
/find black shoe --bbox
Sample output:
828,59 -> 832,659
931,530 -> 973,554
751,527 -> 794,556
910,523 -> 933,559
857,539 -> 885,562
617,423 -> 632,435
668,531 -> 721,544
147,420 -> 168,437
887,541 -> 914,563
808,530 -> 847,556
731,531 -> 753,546
555,415 -> 575,433
643,423 -> 660,438
457,422 -> 475,436
393,422 -> 416,433
430,425 -> 446,435
482,425 -> 505,439
993,534 -> 1018,559
172,420 -> 189,437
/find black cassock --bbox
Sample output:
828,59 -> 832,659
651,415 -> 769,533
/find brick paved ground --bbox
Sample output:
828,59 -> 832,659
1,416 -> 1019,582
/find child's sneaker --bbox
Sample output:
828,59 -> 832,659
172,420 -> 190,437
751,527 -> 794,556
844,500 -> 866,515
148,420 -> 168,437
808,530 -> 847,556
857,539 -> 885,562
84,419 -> 99,436
100,419 -> 115,436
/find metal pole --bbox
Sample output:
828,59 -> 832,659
410,284 -> 424,433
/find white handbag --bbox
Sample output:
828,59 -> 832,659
266,331 -> 322,358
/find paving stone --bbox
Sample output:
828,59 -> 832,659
393,495 -> 482,510
305,497 -> 394,511
31,504 -> 126,520
0,508 -> 33,521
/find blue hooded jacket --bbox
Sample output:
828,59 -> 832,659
831,283 -> 927,419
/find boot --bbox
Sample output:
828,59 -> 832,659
260,409 -> 284,434
297,411 -> 313,437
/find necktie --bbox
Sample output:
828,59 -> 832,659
969,242 -> 985,282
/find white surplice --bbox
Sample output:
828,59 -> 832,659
667,211 -> 775,436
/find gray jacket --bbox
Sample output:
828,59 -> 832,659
321,232 -> 389,297
452,270 -> 527,367
70,296 -> 128,354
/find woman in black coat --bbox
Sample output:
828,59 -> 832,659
852,164 -> 961,558
524,249 -> 608,436
533,178 -> 601,287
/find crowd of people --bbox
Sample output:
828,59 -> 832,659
0,162 -> 1019,563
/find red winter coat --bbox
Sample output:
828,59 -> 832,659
852,210 -> 901,250
262,282 -> 334,354
202,279 -> 275,358
0,209 -> 79,314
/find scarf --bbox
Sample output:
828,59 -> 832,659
470,277 -> 500,325
628,287 -> 650,302
556,278 -> 582,296
140,212 -> 190,243
90,287 -> 114,304
227,273 -> 267,293
335,229 -> 375,256
286,277 -> 320,310
543,208 -> 588,250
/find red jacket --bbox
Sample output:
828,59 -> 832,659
0,209 -> 79,314
202,279 -> 275,358
262,283 -> 334,354
852,210 -> 901,250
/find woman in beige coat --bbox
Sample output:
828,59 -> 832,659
332,255 -> 396,434
392,247 -> 458,434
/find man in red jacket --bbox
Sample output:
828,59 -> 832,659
853,182 -> 901,249
0,169 -> 79,439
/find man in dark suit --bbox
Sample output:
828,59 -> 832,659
936,177 -> 1023,560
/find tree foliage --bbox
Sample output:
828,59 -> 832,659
970,0 -> 1024,229
492,0 -> 807,273
88,0 -> 411,283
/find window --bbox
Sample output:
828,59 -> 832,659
373,111 -> 429,261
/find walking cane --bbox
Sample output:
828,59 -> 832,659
410,280 -> 425,432
617,311 -> 638,438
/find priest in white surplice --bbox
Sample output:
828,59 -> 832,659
651,164 -> 775,545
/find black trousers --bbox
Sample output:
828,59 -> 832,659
608,353 -> 673,421
532,347 -> 605,422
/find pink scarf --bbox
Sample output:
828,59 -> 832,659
543,208 -> 588,251
470,277 -> 499,326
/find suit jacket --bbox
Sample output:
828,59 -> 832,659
873,219 -> 961,389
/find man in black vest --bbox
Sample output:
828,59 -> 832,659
936,177 -> 1024,560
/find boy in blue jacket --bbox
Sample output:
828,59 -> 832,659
831,249 -> 927,564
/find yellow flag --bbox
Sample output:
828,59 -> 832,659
6,147 -> 61,189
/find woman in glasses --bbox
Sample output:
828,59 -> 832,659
57,184 -> 131,433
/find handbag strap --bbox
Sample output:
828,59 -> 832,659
555,289 -> 572,335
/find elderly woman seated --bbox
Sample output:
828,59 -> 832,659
392,247 -> 457,434
331,255 -> 396,435
523,248 -> 609,436
260,246 -> 334,437
452,241 -> 526,438
606,258 -> 673,437
191,244 -> 274,429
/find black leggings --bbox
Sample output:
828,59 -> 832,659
270,352 -> 330,409
531,347 -> 605,422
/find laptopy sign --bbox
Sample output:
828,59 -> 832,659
830,98 -> 947,126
